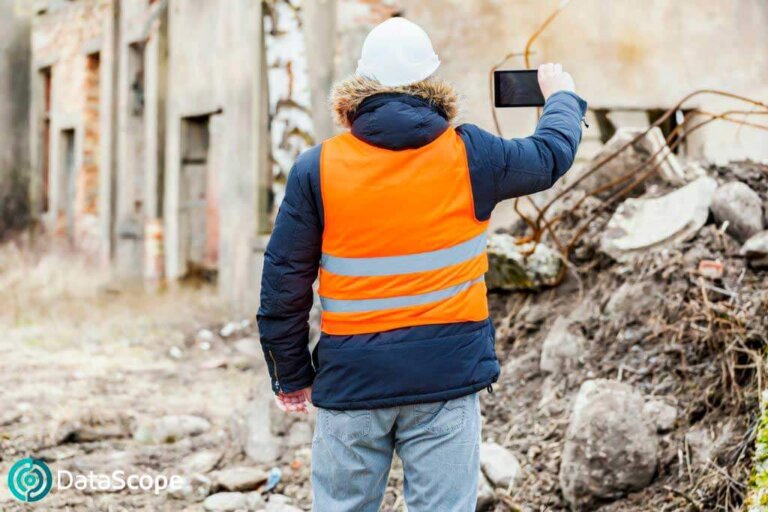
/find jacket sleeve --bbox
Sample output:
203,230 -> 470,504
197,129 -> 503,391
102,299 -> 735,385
457,91 -> 588,220
256,146 -> 323,394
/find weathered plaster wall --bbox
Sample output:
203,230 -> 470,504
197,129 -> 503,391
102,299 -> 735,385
165,0 -> 268,312
387,0 -> 768,161
0,1 -> 31,234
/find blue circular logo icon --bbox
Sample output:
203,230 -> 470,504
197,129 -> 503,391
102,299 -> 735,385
7,458 -> 52,502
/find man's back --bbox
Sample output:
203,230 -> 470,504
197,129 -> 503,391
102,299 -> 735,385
256,16 -> 586,511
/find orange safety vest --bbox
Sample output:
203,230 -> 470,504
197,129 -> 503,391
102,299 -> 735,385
319,128 -> 489,335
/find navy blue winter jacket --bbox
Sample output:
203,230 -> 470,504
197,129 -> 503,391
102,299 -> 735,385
257,90 -> 587,410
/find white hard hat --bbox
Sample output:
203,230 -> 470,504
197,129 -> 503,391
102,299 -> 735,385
356,17 -> 440,87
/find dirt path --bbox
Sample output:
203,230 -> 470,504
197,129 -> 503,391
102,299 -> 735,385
0,245 -> 266,510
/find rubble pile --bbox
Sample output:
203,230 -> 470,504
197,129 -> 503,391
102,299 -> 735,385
482,145 -> 767,510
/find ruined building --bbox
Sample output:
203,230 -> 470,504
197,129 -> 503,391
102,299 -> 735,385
14,0 -> 768,311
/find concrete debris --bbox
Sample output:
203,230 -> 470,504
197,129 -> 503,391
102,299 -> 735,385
480,441 -> 522,489
569,127 -> 685,197
710,181 -> 764,242
559,379 -> 658,509
169,474 -> 212,501
604,281 -> 661,318
600,176 -> 717,260
539,316 -> 585,375
740,230 -> 768,269
486,234 -> 562,291
203,492 -> 248,512
212,466 -> 269,492
643,399 -> 678,433
133,415 -> 211,444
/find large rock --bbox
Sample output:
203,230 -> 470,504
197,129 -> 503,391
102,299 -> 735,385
710,181 -> 764,242
231,398 -> 283,464
601,177 -> 717,260
133,415 -> 211,444
569,127 -> 685,197
540,316 -> 585,375
559,379 -> 658,509
740,231 -> 768,269
486,234 -> 561,291
479,442 -> 522,489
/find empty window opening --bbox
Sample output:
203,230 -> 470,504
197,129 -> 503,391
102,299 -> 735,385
60,128 -> 76,240
180,115 -> 218,281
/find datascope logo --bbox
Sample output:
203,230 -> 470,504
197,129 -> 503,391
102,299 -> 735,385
7,457 -> 53,503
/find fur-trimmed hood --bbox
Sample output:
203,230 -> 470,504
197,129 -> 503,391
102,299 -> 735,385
330,75 -> 459,128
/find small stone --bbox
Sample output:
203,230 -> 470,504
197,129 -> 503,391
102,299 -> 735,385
182,450 -> 223,474
246,491 -> 266,509
286,421 -> 313,447
477,471 -> 495,511
233,337 -> 261,361
698,259 -> 724,279
501,350 -> 540,385
169,474 -> 212,501
168,346 -> 184,359
133,415 -> 211,444
479,442 -> 522,489
710,181 -> 764,242
212,466 -> 268,492
540,316 -> 585,375
265,493 -> 302,512
643,399 -> 678,433
196,329 -> 216,344
605,281 -> 660,318
220,321 -> 240,337
203,492 -> 247,511
740,231 -> 768,269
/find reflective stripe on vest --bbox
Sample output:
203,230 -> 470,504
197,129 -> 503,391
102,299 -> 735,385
319,128 -> 490,335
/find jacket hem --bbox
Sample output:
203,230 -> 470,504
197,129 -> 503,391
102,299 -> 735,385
312,377 -> 498,411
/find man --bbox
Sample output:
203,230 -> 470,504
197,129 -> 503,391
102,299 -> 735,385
257,17 -> 586,512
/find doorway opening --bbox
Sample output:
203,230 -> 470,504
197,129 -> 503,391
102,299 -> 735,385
180,115 -> 218,282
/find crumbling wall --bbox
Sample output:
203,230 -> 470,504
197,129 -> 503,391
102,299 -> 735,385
164,0 -> 268,313
0,1 -> 31,237
336,0 -> 768,162
30,0 -> 112,255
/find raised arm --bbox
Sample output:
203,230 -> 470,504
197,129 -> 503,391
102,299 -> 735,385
457,63 -> 587,220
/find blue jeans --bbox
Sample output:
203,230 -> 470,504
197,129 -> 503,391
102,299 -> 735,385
311,393 -> 481,512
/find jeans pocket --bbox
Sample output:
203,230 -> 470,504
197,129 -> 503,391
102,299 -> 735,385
322,410 -> 372,442
414,396 -> 468,435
